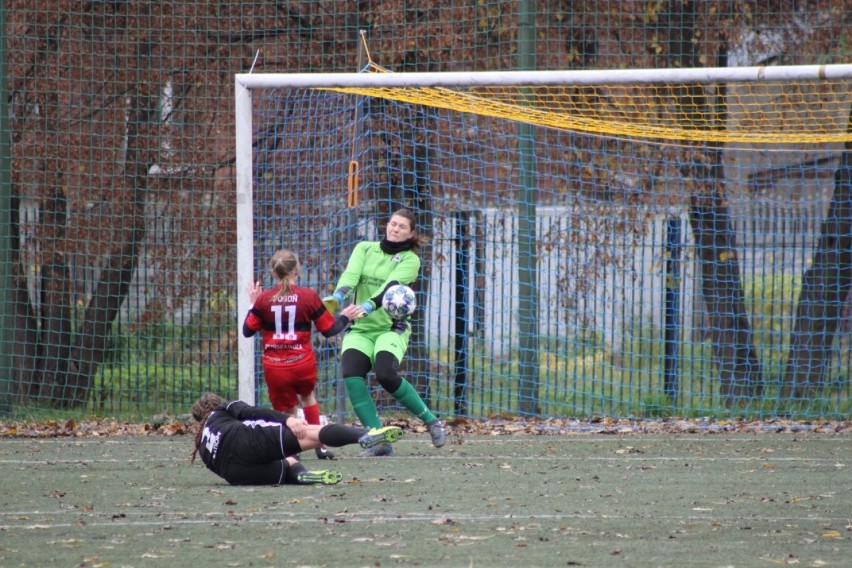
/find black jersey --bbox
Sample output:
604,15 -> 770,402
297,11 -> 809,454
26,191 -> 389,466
198,400 -> 300,485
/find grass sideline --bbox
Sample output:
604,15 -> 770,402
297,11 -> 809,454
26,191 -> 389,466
1,424 -> 849,567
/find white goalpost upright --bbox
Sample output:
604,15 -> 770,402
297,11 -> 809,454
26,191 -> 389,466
234,64 -> 852,409
234,77 -> 256,405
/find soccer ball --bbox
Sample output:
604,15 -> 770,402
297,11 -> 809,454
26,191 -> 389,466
382,284 -> 417,319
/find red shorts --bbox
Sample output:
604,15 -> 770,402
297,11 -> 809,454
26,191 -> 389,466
262,353 -> 317,411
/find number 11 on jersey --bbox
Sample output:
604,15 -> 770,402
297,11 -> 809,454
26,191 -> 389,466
270,304 -> 298,340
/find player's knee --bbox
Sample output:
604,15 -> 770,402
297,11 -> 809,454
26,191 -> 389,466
374,352 -> 402,392
340,349 -> 371,377
375,372 -> 401,393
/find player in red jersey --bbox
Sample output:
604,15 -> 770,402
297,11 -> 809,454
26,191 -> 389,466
243,249 -> 360,460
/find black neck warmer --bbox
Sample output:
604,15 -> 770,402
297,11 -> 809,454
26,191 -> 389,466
380,238 -> 413,255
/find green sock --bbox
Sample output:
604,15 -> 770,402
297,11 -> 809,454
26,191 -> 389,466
391,379 -> 437,424
344,376 -> 383,430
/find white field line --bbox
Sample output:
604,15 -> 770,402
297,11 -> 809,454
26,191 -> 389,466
1,435 -> 849,447
0,452 -> 846,465
1,438 -> 846,464
1,510 -> 850,529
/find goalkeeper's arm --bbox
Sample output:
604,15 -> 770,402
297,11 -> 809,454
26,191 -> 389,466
322,286 -> 352,314
355,281 -> 402,317
323,242 -> 370,312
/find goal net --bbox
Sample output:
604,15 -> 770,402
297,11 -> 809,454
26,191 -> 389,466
235,63 -> 852,421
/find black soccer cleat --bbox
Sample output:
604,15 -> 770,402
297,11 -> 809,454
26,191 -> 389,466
315,447 -> 335,460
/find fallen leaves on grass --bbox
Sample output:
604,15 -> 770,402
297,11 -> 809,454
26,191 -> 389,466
454,416 -> 852,436
1,414 -> 850,439
0,417 -> 192,438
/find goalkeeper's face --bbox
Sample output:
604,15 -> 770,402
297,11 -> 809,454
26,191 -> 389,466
386,214 -> 414,243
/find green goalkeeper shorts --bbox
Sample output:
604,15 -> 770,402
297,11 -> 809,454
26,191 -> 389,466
341,326 -> 410,364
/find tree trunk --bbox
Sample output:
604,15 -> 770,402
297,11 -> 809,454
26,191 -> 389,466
689,178 -> 764,401
39,154 -> 75,404
783,110 -> 852,398
19,17 -> 76,405
405,118 -> 434,405
9,184 -> 39,399
664,0 -> 764,404
8,10 -> 153,408
59,88 -> 154,408
372,45 -> 438,411
371,110 -> 434,409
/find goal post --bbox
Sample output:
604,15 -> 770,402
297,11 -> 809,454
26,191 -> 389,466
234,78 -> 256,405
235,64 -> 852,143
234,64 -> 852,418
236,64 -> 852,88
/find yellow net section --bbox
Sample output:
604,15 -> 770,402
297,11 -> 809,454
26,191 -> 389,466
329,76 -> 852,145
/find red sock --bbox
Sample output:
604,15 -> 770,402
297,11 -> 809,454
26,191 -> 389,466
302,403 -> 321,426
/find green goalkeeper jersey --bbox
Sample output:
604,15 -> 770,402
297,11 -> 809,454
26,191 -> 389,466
334,241 -> 420,334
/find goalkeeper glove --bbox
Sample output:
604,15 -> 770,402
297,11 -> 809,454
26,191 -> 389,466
356,300 -> 375,318
322,291 -> 344,314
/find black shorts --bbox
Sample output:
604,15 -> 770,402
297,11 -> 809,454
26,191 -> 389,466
217,423 -> 303,485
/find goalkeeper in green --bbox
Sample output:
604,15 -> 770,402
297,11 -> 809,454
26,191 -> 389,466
324,208 -> 446,456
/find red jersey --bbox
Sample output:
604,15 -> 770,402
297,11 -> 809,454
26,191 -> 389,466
243,284 -> 336,363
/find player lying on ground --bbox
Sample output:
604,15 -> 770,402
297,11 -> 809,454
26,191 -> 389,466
190,393 -> 403,486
